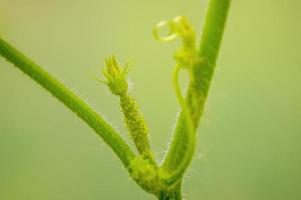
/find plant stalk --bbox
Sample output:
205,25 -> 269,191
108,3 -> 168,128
0,37 -> 136,168
158,182 -> 182,200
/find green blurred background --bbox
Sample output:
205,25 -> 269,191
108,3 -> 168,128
0,0 -> 300,199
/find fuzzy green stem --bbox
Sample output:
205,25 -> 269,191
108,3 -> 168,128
158,182 -> 182,200
0,37 -> 136,167
162,0 -> 231,175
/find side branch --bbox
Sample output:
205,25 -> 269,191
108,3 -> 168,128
0,37 -> 136,167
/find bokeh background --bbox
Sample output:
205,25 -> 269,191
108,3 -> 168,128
1,0 -> 300,199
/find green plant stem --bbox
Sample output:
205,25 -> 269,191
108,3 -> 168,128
0,37 -> 136,167
162,0 -> 231,175
158,182 -> 182,200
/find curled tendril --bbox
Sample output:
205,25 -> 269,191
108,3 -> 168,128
153,19 -> 179,42
153,16 -> 196,48
154,16 -> 198,77
154,16 -> 198,185
159,64 -> 196,185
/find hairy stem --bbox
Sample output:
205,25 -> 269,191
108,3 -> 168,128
0,37 -> 136,167
158,182 -> 182,200
162,0 -> 231,175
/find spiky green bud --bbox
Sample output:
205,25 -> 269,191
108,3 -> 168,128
102,55 -> 130,95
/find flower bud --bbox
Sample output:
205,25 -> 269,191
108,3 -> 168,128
102,55 -> 129,95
